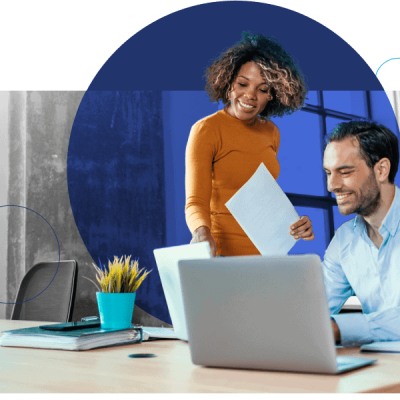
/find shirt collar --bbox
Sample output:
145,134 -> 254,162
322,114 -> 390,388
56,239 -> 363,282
353,185 -> 400,237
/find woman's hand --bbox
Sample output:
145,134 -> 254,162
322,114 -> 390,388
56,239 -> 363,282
290,216 -> 314,241
190,226 -> 217,257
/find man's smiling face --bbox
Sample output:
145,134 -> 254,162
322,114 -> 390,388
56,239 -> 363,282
324,137 -> 380,216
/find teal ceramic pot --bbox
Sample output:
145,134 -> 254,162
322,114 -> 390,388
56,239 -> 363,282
96,292 -> 136,330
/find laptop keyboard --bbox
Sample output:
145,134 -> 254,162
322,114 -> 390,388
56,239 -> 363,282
336,356 -> 376,373
336,356 -> 356,366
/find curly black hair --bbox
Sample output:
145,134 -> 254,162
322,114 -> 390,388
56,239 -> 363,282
205,32 -> 308,119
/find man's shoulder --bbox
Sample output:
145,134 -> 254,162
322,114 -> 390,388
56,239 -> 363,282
323,217 -> 358,272
334,216 -> 357,237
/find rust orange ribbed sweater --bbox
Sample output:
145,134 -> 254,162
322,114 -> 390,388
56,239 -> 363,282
185,108 -> 280,256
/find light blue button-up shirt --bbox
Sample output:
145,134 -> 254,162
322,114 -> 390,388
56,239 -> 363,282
323,185 -> 400,347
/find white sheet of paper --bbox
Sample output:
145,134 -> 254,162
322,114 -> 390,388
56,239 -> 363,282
225,163 -> 300,255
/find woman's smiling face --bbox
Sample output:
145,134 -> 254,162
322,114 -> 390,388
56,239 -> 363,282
226,61 -> 272,122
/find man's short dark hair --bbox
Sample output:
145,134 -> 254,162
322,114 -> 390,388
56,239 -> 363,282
326,120 -> 399,184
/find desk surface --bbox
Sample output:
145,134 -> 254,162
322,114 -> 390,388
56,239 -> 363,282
0,320 -> 400,393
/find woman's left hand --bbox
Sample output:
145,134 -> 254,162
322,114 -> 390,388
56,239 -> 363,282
290,216 -> 314,241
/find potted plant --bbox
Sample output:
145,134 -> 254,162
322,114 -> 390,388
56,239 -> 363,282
85,255 -> 151,330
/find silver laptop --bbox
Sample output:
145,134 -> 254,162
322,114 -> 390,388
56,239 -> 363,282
153,242 -> 211,340
178,254 -> 376,374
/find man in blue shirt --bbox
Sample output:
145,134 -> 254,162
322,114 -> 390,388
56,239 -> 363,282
323,120 -> 400,346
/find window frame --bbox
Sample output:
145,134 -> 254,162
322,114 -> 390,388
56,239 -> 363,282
286,91 -> 378,245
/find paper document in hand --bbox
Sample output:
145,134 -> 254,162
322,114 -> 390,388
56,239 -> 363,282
225,163 -> 299,255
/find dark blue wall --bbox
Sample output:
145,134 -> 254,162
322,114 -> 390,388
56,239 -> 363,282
162,92 -> 219,247
68,91 -> 168,322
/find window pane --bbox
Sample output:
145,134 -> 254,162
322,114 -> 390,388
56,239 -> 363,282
370,91 -> 399,136
305,91 -> 319,106
326,116 -> 347,138
333,206 -> 354,231
288,207 -> 328,261
274,111 -> 325,195
323,91 -> 368,117
384,90 -> 400,133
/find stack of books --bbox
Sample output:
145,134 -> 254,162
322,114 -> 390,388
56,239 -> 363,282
0,325 -> 142,351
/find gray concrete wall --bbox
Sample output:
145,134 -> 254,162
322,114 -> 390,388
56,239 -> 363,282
0,92 -> 10,318
3,91 -> 168,326
7,92 -> 27,316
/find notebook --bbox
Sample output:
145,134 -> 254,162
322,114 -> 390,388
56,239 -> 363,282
0,325 -> 142,351
79,316 -> 177,342
153,242 -> 211,340
178,254 -> 376,374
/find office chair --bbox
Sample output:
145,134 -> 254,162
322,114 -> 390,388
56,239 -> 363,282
11,260 -> 78,322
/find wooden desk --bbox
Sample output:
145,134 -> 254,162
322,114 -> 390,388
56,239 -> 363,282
0,320 -> 399,393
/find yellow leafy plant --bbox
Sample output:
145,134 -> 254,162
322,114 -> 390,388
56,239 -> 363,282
84,255 -> 151,293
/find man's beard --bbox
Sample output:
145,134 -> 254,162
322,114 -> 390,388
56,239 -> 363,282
338,172 -> 381,217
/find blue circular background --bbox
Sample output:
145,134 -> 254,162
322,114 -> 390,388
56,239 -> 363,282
67,1 -> 384,324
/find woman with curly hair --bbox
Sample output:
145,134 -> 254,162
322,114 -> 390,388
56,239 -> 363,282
185,32 -> 314,257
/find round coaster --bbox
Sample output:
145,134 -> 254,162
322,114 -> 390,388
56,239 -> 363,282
128,353 -> 157,358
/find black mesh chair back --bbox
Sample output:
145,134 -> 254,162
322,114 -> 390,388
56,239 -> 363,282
11,260 -> 78,322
